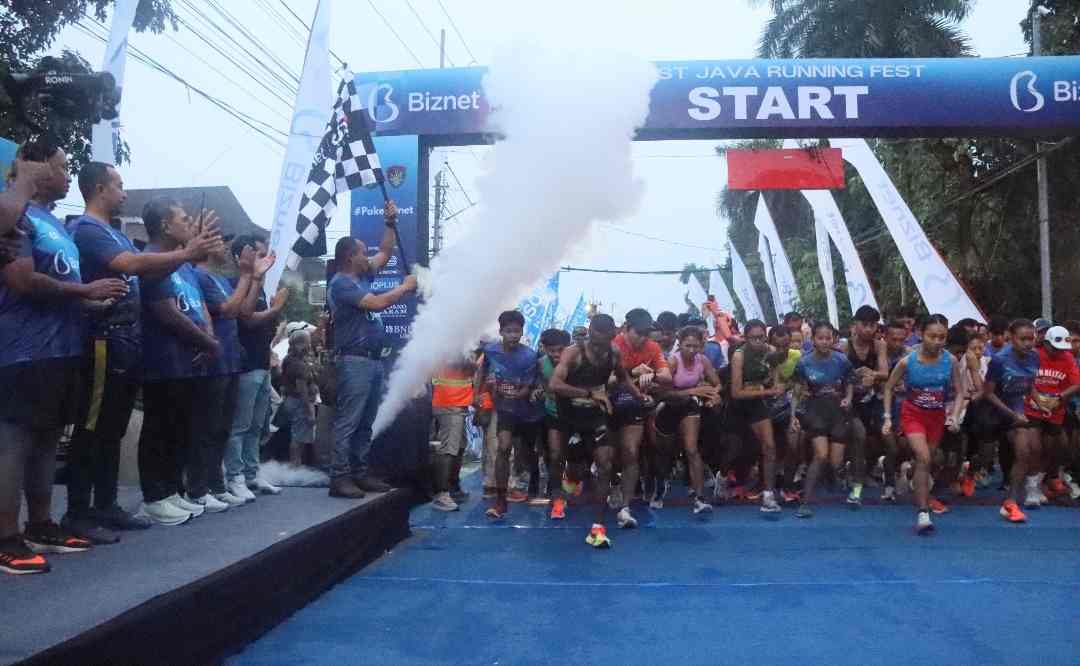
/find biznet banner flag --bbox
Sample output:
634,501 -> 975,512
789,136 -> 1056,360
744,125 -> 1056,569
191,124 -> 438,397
356,57 -> 1080,139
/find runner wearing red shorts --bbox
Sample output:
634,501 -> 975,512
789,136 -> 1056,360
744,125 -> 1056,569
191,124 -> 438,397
883,315 -> 965,535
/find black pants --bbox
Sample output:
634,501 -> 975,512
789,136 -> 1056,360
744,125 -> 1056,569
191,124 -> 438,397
67,341 -> 140,515
139,378 -> 200,503
185,374 -> 238,498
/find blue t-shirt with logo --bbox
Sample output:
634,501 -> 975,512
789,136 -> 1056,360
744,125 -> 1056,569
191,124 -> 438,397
70,216 -> 142,358
482,341 -> 541,421
987,349 -> 1040,412
0,204 -> 85,368
794,350 -> 854,399
328,272 -> 385,356
704,340 -> 727,370
194,267 -> 244,376
140,250 -> 209,381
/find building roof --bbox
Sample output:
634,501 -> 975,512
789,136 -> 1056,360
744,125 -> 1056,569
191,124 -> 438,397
121,186 -> 265,239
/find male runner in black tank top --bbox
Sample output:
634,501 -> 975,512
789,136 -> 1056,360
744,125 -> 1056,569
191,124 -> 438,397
840,306 -> 889,506
549,314 -> 643,548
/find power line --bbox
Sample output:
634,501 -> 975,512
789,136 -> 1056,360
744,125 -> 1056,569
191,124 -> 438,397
599,223 -> 726,253
560,266 -> 689,275
366,0 -> 425,67
436,0 -> 478,64
277,0 -> 347,66
253,0 -> 308,48
203,0 -> 301,85
404,0 -> 454,66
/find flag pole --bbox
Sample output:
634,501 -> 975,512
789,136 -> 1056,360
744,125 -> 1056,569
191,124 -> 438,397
378,182 -> 410,274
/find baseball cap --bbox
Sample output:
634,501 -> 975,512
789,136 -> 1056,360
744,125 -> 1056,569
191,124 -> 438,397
624,308 -> 653,334
1045,325 -> 1071,350
1034,318 -> 1053,332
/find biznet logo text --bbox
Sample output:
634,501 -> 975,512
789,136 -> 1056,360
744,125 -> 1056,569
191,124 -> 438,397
1010,70 -> 1080,112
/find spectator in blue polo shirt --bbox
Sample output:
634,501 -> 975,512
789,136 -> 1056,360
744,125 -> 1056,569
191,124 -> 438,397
135,197 -> 224,526
63,162 -> 224,544
0,139 -> 128,576
326,200 -> 417,499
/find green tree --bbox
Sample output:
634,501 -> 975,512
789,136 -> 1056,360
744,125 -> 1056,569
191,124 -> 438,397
0,1 -> 176,168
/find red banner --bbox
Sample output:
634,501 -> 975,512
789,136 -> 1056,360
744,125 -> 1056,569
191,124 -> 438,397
726,148 -> 844,190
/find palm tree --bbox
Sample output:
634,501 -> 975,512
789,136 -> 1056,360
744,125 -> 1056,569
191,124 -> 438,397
752,0 -> 975,58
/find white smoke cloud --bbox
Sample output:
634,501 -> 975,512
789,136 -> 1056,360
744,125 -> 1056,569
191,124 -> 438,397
373,43 -> 657,435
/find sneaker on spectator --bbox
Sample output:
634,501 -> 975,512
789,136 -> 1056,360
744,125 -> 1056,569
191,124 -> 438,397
354,476 -> 393,493
431,492 -> 459,512
214,491 -> 247,507
61,513 -> 119,545
0,536 -> 50,575
139,499 -> 193,527
187,493 -> 230,513
248,477 -> 282,495
23,521 -> 93,553
166,494 -> 205,517
92,504 -> 152,530
228,476 -> 257,503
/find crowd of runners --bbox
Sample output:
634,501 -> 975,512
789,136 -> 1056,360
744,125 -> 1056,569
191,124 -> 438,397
431,303 -> 1080,548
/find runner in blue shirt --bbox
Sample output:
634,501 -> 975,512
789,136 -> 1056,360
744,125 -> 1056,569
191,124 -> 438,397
327,200 -> 417,499
64,162 -> 223,542
135,197 -> 224,527
0,141 -> 127,575
790,322 -> 855,518
191,241 -> 275,511
983,319 -> 1040,524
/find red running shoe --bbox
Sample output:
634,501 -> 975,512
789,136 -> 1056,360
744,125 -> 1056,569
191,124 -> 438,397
781,489 -> 801,504
961,475 -> 976,498
0,538 -> 50,575
1046,478 -> 1068,497
550,497 -> 566,520
485,497 -> 508,519
928,498 -> 949,515
999,499 -> 1027,523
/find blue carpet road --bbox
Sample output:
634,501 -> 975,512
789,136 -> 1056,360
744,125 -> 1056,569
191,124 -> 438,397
230,478 -> 1080,665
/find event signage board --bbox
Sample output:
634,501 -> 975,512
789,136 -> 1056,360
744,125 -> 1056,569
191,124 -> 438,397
356,57 -> 1080,139
350,134 -> 419,351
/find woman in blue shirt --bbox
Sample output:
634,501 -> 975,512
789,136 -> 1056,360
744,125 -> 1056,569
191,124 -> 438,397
790,322 -> 854,519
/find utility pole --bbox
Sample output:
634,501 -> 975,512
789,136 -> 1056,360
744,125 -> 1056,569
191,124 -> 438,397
439,28 -> 446,69
431,166 -> 448,257
1033,4 -> 1052,320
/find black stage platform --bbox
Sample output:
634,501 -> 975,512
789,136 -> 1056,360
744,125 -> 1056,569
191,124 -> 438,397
2,485 -> 414,665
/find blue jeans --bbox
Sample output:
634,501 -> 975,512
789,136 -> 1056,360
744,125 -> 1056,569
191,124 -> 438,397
331,355 -> 384,479
225,369 -> 271,481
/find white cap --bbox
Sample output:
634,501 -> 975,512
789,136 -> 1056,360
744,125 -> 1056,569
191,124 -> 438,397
1045,325 -> 1071,350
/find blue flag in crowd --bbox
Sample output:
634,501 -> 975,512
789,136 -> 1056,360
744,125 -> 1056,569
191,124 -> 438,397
518,273 -> 560,347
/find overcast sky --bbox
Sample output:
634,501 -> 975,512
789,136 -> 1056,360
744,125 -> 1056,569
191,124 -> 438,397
51,0 -> 1030,321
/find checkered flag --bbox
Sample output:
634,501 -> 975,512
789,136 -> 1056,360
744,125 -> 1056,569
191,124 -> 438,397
288,73 -> 384,269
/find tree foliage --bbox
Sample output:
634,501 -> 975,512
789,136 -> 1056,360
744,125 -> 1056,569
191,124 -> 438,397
0,1 -> 176,168
722,0 -> 1080,324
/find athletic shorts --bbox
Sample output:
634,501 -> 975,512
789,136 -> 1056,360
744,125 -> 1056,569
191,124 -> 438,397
0,357 -> 83,430
1016,418 -> 1064,437
899,401 -> 946,445
1065,407 -> 1080,436
433,406 -> 468,455
610,388 -> 651,428
496,410 -> 544,436
730,397 -> 771,427
653,398 -> 702,437
853,397 -> 885,436
798,396 -> 852,442
551,404 -> 610,456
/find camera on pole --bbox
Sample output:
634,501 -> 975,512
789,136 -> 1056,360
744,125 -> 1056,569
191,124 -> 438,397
0,56 -> 121,134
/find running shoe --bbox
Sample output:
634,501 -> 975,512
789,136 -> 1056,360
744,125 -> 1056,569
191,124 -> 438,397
248,478 -> 283,495
975,470 -> 991,489
139,499 -> 194,526
961,475 -> 976,498
585,523 -> 611,549
781,489 -> 801,504
916,511 -> 934,535
746,488 -> 763,501
795,503 -> 813,519
23,521 -> 92,554
760,490 -> 781,514
693,497 -> 714,515
1047,477 -> 1068,497
167,493 -> 206,517
0,537 -> 50,575
1066,475 -> 1080,501
507,489 -> 529,503
928,497 -> 949,515
92,504 -> 153,531
881,485 -> 897,503
562,474 -> 583,497
60,513 -> 119,545
1000,499 -> 1027,523
846,483 -> 863,508
485,497 -> 508,519
1024,478 -> 1042,509
187,493 -> 230,513
550,497 -> 567,520
228,476 -> 258,504
616,507 -> 638,529
214,491 -> 247,507
649,496 -> 664,510
431,492 -> 459,512
607,487 -> 625,511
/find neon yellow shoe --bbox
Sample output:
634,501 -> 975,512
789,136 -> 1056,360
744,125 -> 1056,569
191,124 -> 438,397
585,523 -> 611,549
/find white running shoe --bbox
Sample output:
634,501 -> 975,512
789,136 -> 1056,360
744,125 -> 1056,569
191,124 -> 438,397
1024,487 -> 1042,509
916,511 -> 934,534
882,485 -> 897,502
228,476 -> 257,503
713,471 -> 729,501
760,490 -> 781,513
188,493 -> 230,513
649,497 -> 664,510
248,477 -> 283,496
139,499 -> 193,526
166,493 -> 205,517
431,492 -> 459,512
1068,479 -> 1080,501
616,507 -> 638,529
607,487 -> 624,511
693,497 -> 713,515
214,491 -> 247,507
